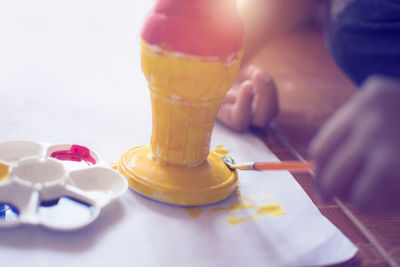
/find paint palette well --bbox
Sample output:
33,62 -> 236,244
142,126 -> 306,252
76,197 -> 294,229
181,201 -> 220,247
0,141 -> 128,231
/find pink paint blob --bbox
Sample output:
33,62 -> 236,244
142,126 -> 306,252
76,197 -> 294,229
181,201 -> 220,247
141,0 -> 243,60
50,145 -> 96,165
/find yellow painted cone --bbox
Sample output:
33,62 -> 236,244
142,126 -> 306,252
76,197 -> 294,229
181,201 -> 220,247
141,41 -> 242,166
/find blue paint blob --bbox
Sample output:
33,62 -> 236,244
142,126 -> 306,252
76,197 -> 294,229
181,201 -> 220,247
0,203 -> 19,221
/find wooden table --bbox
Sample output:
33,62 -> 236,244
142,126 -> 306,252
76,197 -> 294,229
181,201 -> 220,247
249,23 -> 400,266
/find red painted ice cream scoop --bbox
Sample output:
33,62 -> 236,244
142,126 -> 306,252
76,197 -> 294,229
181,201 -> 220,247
141,0 -> 243,61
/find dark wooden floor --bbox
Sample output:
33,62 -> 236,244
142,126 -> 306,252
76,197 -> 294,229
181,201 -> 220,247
250,24 -> 400,266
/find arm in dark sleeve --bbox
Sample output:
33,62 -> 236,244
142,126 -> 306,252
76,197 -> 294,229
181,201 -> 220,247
325,0 -> 400,86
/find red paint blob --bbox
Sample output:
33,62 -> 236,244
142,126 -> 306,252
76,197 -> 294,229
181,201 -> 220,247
141,0 -> 243,60
50,145 -> 96,165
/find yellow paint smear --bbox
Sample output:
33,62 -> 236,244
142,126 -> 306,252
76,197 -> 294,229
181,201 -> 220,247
227,203 -> 285,225
0,161 -> 10,181
111,160 -> 119,171
185,193 -> 286,225
212,144 -> 229,156
255,204 -> 286,216
185,207 -> 204,218
225,195 -> 285,225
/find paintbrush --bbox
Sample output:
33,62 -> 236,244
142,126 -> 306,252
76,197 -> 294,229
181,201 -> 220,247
222,155 -> 314,172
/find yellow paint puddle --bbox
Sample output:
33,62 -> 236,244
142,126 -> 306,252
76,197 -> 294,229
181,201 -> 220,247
0,161 -> 10,181
255,204 -> 286,216
212,144 -> 230,156
185,207 -> 204,218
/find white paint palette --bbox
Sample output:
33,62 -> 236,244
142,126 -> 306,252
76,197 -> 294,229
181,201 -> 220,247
0,140 -> 128,231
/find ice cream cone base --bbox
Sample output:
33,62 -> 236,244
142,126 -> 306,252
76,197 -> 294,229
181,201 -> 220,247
116,145 -> 238,206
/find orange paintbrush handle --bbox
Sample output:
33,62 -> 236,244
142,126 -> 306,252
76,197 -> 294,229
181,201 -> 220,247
253,161 -> 315,171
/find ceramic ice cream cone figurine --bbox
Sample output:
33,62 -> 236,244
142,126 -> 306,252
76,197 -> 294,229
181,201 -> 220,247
116,0 -> 244,206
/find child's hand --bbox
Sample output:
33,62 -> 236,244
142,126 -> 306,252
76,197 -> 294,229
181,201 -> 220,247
217,65 -> 279,132
311,76 -> 400,213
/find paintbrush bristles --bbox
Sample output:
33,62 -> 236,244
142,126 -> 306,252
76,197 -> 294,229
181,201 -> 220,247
231,163 -> 255,170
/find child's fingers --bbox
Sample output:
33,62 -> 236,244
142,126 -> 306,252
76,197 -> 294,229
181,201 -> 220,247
219,65 -> 278,131
218,81 -> 254,132
250,70 -> 279,128
310,77 -> 384,176
316,126 -> 368,201
221,89 -> 238,104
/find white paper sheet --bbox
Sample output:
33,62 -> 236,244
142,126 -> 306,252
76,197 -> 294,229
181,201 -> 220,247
0,1 -> 356,266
